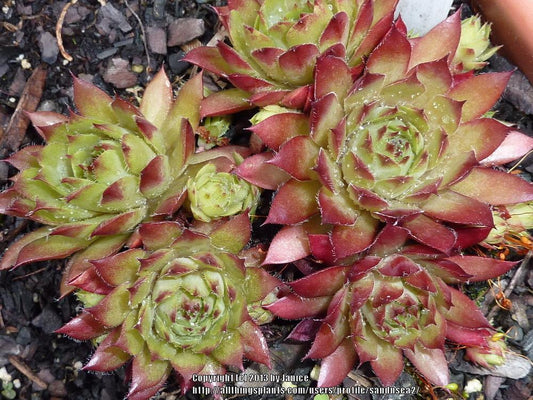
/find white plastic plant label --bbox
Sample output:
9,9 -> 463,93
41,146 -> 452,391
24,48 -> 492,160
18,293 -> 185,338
395,0 -> 455,35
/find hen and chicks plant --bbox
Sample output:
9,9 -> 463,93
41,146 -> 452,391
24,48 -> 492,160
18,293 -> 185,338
185,0 -> 398,114
57,216 -> 279,400
1,0 -> 533,399
236,10 -> 533,265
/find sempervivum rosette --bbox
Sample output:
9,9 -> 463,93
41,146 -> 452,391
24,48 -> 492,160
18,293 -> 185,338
0,69 -> 201,281
186,163 -> 260,222
268,225 -> 517,387
57,215 -> 280,400
184,0 -> 397,115
237,11 -> 533,264
452,15 -> 500,73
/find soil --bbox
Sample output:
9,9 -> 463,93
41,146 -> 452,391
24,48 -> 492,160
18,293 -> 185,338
0,1 -> 532,400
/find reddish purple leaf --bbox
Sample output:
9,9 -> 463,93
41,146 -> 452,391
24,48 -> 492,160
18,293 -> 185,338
446,255 -> 517,282
317,338 -> 357,387
249,112 -> 309,151
263,225 -> 311,265
235,152 -> 290,190
56,312 -> 107,341
266,180 -> 320,225
290,266 -> 349,298
452,167 -> 533,205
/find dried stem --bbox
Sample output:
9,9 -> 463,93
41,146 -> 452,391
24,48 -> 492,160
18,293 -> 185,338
487,251 -> 532,321
56,0 -> 77,62
8,355 -> 48,390
124,0 -> 151,74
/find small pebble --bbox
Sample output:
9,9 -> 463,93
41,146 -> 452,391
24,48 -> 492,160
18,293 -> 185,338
131,64 -> 144,73
37,31 -> 59,64
153,0 -> 167,19
146,26 -> 167,55
167,18 -> 205,47
96,47 -> 119,60
32,305 -> 62,334
20,58 -> 31,69
464,378 -> 483,394
168,51 -> 189,75
103,58 -> 138,88
15,327 -> 32,346
0,366 -> 12,382
96,3 -> 132,35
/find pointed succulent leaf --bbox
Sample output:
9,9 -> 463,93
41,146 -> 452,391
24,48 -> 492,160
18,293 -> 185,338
314,54 -> 352,100
446,256 -> 517,282
0,227 -> 53,270
236,153 -> 291,190
86,284 -> 130,328
60,234 -> 129,296
249,112 -> 309,151
69,267 -> 114,294
267,293 -> 331,320
266,180 -> 320,224
318,187 -> 359,225
404,345 -> 449,386
138,221 -> 183,251
84,331 -> 131,372
452,168 -> 533,205
128,348 -> 170,400
140,68 -> 173,129
15,234 -> 92,267
291,266 -> 349,298
449,71 -> 512,121
453,118 -> 510,162
92,209 -> 147,236
209,213 -> 252,254
238,320 -> 271,366
72,76 -> 116,121
263,225 -> 311,265
401,214 -> 456,254
92,249 -> 145,287
481,130 -> 533,166
162,72 -> 203,133
445,287 -> 492,329
422,190 -> 493,226
331,212 -> 379,259
55,311 -> 106,341
270,136 -> 319,181
409,9 -> 461,68
317,338 -> 357,387
366,25 -> 410,84
201,88 -> 253,117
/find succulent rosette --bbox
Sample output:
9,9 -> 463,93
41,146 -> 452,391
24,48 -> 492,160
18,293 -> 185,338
452,15 -> 500,73
57,215 -> 280,400
184,0 -> 398,115
0,69 -> 203,283
268,225 -> 516,387
187,163 -> 260,222
237,11 -> 533,264
0,70 -> 253,294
